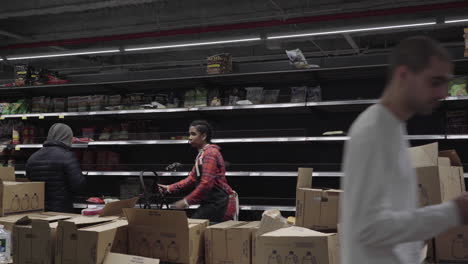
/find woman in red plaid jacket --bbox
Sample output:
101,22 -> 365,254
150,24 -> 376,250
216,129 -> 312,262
159,120 -> 238,222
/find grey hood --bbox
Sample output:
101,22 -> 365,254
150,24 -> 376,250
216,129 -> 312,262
46,123 -> 73,147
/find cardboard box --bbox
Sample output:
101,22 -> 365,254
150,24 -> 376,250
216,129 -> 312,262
0,167 -> 45,216
11,212 -> 79,264
111,208 -> 209,264
55,216 -> 120,264
99,197 -> 139,217
409,143 -> 465,206
0,211 -> 77,232
103,253 -> 159,264
295,168 -> 342,230
255,226 -> 339,264
206,221 -> 260,264
76,219 -> 129,264
435,225 -> 468,262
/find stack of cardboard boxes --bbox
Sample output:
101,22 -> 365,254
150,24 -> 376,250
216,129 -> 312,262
254,167 -> 341,264
409,142 -> 467,262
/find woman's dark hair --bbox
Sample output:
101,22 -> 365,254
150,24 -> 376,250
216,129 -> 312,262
190,120 -> 213,143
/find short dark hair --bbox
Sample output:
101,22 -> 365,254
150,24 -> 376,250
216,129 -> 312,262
388,36 -> 451,79
190,120 -> 213,143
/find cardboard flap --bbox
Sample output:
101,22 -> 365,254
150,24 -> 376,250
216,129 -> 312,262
104,253 -> 160,264
80,219 -> 128,232
100,197 -> 139,217
207,221 -> 245,230
439,150 -> 463,166
409,143 -> 439,167
60,216 -> 116,228
296,168 -> 313,189
0,167 -> 15,182
123,208 -> 188,229
263,226 -> 333,237
31,219 -> 54,230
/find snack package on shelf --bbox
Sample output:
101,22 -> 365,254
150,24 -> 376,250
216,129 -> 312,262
68,96 -> 80,112
0,103 -> 10,115
167,92 -> 180,108
52,98 -> 66,112
207,53 -> 232,74
449,77 -> 468,96
446,110 -> 468,134
14,64 -> 31,87
290,86 -> 307,103
184,89 -> 196,107
307,86 -> 322,102
263,89 -> 280,104
195,88 -> 208,107
245,87 -> 264,104
107,95 -> 122,110
78,96 -> 91,112
32,97 -> 45,113
82,127 -> 96,140
90,95 -> 106,111
465,28 -> 468,57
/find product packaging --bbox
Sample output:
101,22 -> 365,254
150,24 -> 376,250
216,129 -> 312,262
295,168 -> 341,230
0,167 -> 45,216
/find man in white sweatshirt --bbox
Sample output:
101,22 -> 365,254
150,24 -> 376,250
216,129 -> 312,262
341,36 -> 468,264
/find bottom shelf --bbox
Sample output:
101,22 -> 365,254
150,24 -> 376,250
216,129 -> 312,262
73,203 -> 296,212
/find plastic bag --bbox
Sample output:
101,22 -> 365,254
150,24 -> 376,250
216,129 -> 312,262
286,49 -> 312,69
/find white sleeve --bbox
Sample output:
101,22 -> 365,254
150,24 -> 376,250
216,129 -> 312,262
343,133 -> 461,248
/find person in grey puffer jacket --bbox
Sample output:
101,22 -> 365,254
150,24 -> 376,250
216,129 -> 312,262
26,123 -> 86,213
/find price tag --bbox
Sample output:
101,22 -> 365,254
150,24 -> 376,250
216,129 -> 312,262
59,115 -> 65,119
22,116 -> 27,120
38,115 -> 44,120
15,146 -> 20,151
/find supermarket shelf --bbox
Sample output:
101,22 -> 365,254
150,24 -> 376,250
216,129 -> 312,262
189,103 -> 307,111
11,143 -> 88,149
73,203 -> 296,211
4,96 -> 468,120
212,137 -> 307,143
4,134 -> 449,149
15,170 -> 342,177
16,170 -> 468,178
307,99 -> 378,107
88,140 -> 188,146
446,135 -> 468,140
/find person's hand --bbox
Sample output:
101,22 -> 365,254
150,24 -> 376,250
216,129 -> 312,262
173,199 -> 188,209
158,184 -> 169,193
454,192 -> 468,224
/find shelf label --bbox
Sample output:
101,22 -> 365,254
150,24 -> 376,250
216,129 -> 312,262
0,116 -> 4,120
59,115 -> 65,119
22,116 -> 27,120
15,146 -> 20,151
39,115 -> 45,120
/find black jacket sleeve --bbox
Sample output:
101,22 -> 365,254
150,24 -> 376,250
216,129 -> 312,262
63,151 -> 87,194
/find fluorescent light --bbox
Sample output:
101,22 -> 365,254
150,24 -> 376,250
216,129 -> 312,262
445,18 -> 468,24
7,49 -> 120,60
0,58 -> 3,61
267,21 -> 436,40
125,37 -> 262,52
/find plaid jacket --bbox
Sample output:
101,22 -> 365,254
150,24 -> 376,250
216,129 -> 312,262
168,144 -> 234,206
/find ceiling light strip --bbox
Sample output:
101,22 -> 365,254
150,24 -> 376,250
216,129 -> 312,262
7,49 -> 120,60
125,37 -> 262,52
267,21 -> 436,40
445,18 -> 468,24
